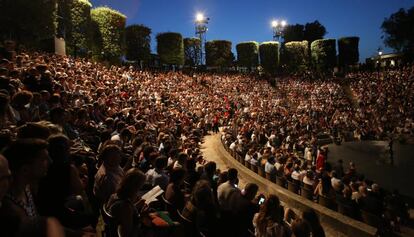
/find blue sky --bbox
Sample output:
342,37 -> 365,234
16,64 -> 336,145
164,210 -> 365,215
90,0 -> 414,61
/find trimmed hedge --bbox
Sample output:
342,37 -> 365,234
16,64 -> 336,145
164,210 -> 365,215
125,24 -> 151,63
236,41 -> 259,69
0,0 -> 57,48
259,41 -> 279,74
338,37 -> 359,66
205,40 -> 233,68
156,32 -> 184,65
66,0 -> 92,56
91,7 -> 127,61
311,39 -> 337,70
282,40 -> 309,72
184,37 -> 201,66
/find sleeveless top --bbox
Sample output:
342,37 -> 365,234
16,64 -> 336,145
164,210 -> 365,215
5,186 -> 38,217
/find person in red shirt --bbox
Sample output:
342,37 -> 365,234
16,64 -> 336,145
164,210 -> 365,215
316,148 -> 326,171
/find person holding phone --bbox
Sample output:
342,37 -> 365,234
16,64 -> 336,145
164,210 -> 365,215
229,183 -> 260,237
253,195 -> 291,237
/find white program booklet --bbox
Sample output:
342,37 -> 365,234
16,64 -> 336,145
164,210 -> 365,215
141,185 -> 164,205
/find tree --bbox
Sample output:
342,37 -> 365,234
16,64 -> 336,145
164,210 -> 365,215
381,6 -> 414,53
91,7 -> 126,62
259,41 -> 279,74
0,0 -> 57,49
236,41 -> 259,70
338,37 -> 359,67
63,0 -> 92,57
183,37 -> 201,67
311,39 -> 336,71
205,40 -> 233,68
125,24 -> 151,66
304,21 -> 327,45
156,32 -> 184,66
283,24 -> 304,43
282,41 -> 309,73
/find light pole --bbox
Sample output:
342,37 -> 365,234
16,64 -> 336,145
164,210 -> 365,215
271,19 -> 287,42
377,50 -> 382,79
195,12 -> 209,65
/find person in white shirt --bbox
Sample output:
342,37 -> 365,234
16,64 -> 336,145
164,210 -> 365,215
264,156 -> 276,174
229,140 -> 238,151
330,171 -> 342,191
244,149 -> 253,163
303,170 -> 315,186
217,168 -> 240,211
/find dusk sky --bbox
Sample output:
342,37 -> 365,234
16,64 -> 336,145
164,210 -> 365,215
90,0 -> 414,62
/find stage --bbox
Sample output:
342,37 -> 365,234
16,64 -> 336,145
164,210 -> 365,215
328,141 -> 414,204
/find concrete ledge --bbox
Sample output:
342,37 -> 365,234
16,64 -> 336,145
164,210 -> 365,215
216,136 -> 377,237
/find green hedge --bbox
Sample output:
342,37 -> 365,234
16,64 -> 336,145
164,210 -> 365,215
156,32 -> 184,65
91,7 -> 126,62
259,41 -> 279,74
125,24 -> 151,63
311,39 -> 337,70
236,41 -> 259,69
205,40 -> 233,68
282,40 -> 309,72
184,37 -> 201,66
66,0 -> 92,57
0,0 -> 57,49
338,37 -> 359,66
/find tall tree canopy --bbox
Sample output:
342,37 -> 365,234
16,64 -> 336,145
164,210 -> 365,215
125,24 -> 151,64
304,21 -> 327,45
183,37 -> 201,67
283,21 -> 327,45
283,24 -> 304,43
381,6 -> 414,52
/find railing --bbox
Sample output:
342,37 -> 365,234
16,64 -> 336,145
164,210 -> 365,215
219,137 -> 394,234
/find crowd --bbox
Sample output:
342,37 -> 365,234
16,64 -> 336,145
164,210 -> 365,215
221,68 -> 413,233
347,69 -> 414,140
0,46 -> 411,237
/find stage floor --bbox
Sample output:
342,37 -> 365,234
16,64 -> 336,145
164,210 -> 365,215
328,141 -> 414,202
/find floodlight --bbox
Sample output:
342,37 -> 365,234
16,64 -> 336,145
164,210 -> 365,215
196,13 -> 204,22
